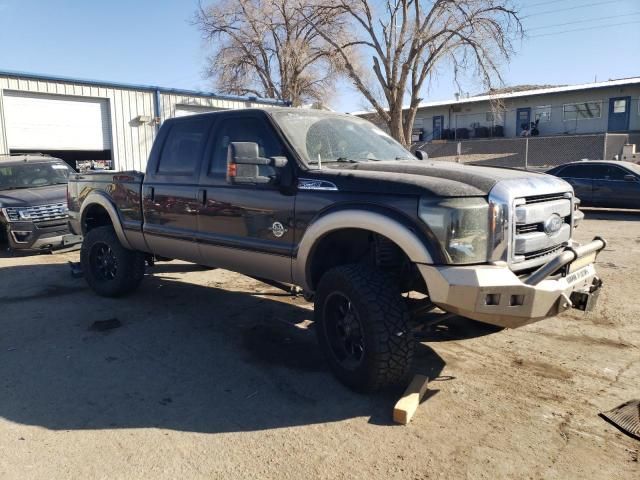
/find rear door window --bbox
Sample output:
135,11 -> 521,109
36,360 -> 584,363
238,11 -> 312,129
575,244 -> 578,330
557,164 -> 608,179
158,118 -> 211,175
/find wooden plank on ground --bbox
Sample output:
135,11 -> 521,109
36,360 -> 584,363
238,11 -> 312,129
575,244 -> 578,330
393,375 -> 429,425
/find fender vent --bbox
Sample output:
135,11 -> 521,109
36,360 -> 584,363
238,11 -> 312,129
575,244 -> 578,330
374,235 -> 404,268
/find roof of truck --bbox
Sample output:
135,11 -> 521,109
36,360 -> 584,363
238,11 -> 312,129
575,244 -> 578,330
0,154 -> 64,164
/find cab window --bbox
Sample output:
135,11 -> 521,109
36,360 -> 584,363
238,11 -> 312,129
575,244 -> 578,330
158,118 -> 211,175
209,117 -> 284,176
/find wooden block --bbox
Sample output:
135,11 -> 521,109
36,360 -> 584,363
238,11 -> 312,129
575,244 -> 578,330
393,375 -> 429,425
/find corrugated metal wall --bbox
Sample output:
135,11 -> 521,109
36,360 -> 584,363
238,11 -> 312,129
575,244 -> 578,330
0,74 -> 269,171
159,93 -> 263,123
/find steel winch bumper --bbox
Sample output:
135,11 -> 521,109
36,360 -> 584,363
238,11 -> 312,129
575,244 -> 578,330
417,237 -> 606,329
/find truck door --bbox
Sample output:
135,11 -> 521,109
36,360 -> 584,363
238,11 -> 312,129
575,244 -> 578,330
195,112 -> 296,283
142,116 -> 214,263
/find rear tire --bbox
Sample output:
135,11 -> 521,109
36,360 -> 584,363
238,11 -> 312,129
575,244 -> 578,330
314,264 -> 414,392
81,226 -> 145,297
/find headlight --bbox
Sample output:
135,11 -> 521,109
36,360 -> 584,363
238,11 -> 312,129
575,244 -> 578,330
419,197 -> 490,264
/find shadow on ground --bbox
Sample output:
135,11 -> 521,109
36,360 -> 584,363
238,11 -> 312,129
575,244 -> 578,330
0,260 -> 497,433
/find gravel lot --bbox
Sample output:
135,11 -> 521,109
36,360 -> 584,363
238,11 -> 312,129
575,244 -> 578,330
1,210 -> 639,479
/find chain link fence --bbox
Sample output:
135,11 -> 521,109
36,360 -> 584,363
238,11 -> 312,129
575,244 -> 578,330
413,132 -> 638,171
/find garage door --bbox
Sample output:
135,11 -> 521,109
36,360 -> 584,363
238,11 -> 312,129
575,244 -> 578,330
3,91 -> 112,151
174,104 -> 223,118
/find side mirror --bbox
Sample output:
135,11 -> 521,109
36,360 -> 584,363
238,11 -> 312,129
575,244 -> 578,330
227,142 -> 288,185
415,150 -> 428,160
623,174 -> 636,182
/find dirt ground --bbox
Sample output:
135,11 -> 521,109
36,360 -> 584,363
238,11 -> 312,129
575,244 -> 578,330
0,210 -> 638,480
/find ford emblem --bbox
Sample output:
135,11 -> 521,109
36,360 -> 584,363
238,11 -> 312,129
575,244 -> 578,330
543,214 -> 563,235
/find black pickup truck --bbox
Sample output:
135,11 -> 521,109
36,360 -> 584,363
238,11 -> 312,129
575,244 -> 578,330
68,108 -> 605,392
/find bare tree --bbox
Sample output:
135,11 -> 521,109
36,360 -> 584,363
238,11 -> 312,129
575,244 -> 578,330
194,0 -> 349,106
300,0 -> 522,145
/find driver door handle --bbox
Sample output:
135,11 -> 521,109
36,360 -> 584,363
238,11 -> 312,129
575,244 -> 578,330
143,186 -> 154,201
197,189 -> 206,205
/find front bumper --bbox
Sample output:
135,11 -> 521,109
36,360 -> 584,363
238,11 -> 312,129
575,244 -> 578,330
418,237 -> 606,329
3,219 -> 70,251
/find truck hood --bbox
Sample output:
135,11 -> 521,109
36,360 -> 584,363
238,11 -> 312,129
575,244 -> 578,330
0,184 -> 67,208
312,161 -> 564,197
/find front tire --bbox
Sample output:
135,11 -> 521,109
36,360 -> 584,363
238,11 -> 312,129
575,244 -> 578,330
81,226 -> 145,297
314,264 -> 414,392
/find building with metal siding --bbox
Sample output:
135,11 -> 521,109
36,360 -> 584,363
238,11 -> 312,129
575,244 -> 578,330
0,69 -> 284,171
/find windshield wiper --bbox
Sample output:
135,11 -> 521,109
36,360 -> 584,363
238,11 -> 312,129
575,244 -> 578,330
332,157 -> 361,163
1,185 -> 33,190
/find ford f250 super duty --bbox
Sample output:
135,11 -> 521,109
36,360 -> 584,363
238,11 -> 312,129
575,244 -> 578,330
67,108 -> 606,392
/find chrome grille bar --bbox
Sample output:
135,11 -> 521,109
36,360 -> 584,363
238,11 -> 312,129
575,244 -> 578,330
4,203 -> 68,223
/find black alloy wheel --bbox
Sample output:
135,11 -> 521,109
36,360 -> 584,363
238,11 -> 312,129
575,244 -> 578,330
323,292 -> 366,370
91,243 -> 118,281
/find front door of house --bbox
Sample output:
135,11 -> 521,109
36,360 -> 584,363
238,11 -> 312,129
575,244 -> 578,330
516,108 -> 531,136
607,97 -> 631,132
432,116 -> 444,140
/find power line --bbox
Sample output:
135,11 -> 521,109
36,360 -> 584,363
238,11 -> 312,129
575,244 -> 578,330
521,0 -> 572,9
529,19 -> 640,37
527,12 -> 640,31
523,0 -> 625,18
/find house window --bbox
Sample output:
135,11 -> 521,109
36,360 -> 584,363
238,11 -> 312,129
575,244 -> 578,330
485,111 -> 503,123
612,99 -> 627,114
563,101 -> 602,121
534,105 -> 551,122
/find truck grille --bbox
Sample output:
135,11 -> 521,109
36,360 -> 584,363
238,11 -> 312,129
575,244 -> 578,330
4,203 -> 68,223
512,193 -> 572,269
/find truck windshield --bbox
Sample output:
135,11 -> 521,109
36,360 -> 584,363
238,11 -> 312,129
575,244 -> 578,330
271,110 -> 413,166
0,162 -> 71,191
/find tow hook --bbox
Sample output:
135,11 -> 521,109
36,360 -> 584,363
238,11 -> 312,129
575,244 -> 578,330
570,277 -> 603,312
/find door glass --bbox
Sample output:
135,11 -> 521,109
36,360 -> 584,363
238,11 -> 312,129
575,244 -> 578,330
209,117 -> 284,176
560,164 -> 608,179
605,166 -> 630,180
158,119 -> 211,175
613,99 -> 627,114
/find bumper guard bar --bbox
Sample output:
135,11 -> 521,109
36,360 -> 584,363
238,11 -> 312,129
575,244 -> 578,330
524,237 -> 607,286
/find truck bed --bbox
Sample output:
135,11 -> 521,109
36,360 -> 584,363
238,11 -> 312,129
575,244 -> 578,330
67,170 -> 145,233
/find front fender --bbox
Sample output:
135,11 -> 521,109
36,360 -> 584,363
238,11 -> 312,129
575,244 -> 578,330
292,209 -> 436,292
80,191 -> 133,250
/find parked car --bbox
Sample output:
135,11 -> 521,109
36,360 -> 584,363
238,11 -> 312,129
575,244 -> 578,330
0,154 -> 72,252
68,107 -> 605,392
546,160 -> 640,209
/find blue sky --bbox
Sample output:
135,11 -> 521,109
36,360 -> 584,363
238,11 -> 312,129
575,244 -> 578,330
0,0 -> 638,112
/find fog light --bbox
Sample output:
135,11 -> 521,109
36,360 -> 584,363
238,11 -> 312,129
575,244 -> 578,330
510,294 -> 525,306
485,293 -> 501,306
11,231 -> 31,243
